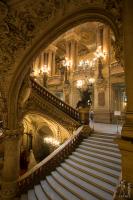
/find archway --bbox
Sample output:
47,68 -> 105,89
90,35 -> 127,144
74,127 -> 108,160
7,8 -> 121,129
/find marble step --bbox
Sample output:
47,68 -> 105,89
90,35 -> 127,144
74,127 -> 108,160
84,138 -> 118,148
65,159 -> 118,186
34,185 -> 49,200
58,164 -> 115,194
91,133 -> 116,139
89,136 -> 114,142
79,144 -> 121,159
51,171 -> 99,200
69,155 -> 120,178
28,190 -> 37,200
56,166 -> 113,200
47,175 -> 80,200
76,148 -> 121,165
72,152 -> 121,171
20,194 -> 27,200
81,141 -> 120,153
41,180 -> 62,200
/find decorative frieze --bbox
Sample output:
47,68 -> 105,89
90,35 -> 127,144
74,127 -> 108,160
0,0 -> 123,75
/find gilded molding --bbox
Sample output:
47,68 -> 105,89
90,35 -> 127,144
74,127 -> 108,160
22,92 -> 79,132
0,0 -> 123,75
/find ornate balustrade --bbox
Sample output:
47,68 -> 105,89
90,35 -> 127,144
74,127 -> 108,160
111,61 -> 119,68
0,132 -> 4,144
30,77 -> 80,122
18,126 -> 84,193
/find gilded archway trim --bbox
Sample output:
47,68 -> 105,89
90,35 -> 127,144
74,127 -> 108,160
8,6 -> 122,129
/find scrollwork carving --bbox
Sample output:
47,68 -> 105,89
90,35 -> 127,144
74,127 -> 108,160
71,0 -> 100,6
103,0 -> 123,65
0,0 -> 123,74
0,0 -> 60,74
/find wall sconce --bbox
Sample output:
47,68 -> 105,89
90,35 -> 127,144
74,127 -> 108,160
59,57 -> 72,84
76,80 -> 83,89
88,77 -> 95,86
44,137 -> 60,146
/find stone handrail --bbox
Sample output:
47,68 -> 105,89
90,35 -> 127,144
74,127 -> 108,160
0,130 -> 4,144
18,126 -> 84,193
111,61 -> 119,68
30,77 -> 80,122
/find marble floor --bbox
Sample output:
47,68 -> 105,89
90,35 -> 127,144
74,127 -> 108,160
90,121 -> 123,135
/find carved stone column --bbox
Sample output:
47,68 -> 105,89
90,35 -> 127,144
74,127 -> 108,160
97,24 -> 103,48
122,0 -> 133,139
65,33 -> 79,72
65,32 -> 79,106
40,51 -> 45,69
1,128 -> 22,200
44,52 -> 48,66
115,1 -> 133,199
48,50 -> 52,76
94,25 -> 111,123
45,45 -> 57,76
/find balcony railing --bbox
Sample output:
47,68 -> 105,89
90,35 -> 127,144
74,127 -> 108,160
18,126 -> 84,193
30,77 -> 80,122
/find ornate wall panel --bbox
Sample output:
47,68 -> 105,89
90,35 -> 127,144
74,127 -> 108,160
0,0 -> 123,128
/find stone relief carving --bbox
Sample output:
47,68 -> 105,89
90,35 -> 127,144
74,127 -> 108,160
18,70 -> 31,109
0,0 -> 62,74
0,0 -> 123,76
98,91 -> 105,106
96,78 -> 107,91
22,92 -> 79,132
0,0 -> 123,129
71,0 -> 100,6
103,0 -> 123,65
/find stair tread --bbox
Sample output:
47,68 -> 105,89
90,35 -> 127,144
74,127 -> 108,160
58,164 -> 115,194
69,155 -> 120,177
91,133 -> 116,138
51,171 -> 99,200
89,136 -> 114,141
28,190 -> 37,200
81,141 -> 120,153
79,144 -> 121,158
72,152 -> 121,171
47,175 -> 80,200
34,185 -> 49,200
65,159 -> 118,185
41,180 -> 62,200
84,138 -> 118,147
20,194 -> 27,200
56,166 -> 113,200
76,148 -> 121,164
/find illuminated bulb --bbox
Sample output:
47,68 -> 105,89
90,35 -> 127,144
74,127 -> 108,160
44,137 -> 60,146
77,80 -> 83,88
89,78 -> 95,84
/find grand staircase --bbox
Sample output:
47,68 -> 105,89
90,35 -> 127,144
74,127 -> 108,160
20,131 -> 121,200
24,78 -> 80,131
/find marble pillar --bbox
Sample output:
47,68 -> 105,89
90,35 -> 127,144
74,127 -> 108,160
48,50 -> 52,76
94,25 -> 111,123
1,129 -> 22,200
115,1 -> 133,198
65,37 -> 78,106
122,0 -> 133,139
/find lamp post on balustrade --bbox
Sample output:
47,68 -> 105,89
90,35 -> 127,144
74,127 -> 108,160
95,46 -> 105,81
59,58 -> 72,104
76,78 -> 94,136
41,65 -> 49,87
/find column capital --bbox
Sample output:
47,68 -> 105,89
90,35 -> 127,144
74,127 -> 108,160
122,111 -> 133,139
4,125 -> 24,140
1,180 -> 18,200
45,44 -> 57,52
65,32 -> 80,42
